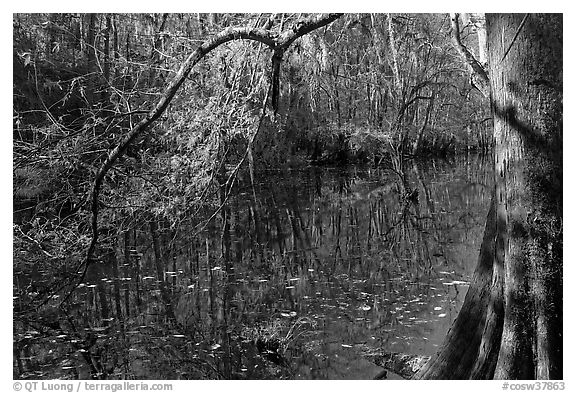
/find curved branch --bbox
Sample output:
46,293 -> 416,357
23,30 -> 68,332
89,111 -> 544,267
83,26 -> 279,266
78,13 -> 344,292
449,13 -> 490,97
277,13 -> 343,49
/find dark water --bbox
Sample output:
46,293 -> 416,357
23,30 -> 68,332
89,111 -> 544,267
14,155 -> 493,380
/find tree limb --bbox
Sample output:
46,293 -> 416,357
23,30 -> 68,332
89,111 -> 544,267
277,13 -> 342,49
75,14 -> 344,300
449,13 -> 490,97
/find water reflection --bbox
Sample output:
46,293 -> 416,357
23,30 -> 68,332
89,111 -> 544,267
14,155 -> 493,380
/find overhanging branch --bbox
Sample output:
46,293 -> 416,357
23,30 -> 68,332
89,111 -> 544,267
449,13 -> 490,97
72,14 -> 344,302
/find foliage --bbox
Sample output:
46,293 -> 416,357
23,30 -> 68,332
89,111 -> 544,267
13,13 -> 495,379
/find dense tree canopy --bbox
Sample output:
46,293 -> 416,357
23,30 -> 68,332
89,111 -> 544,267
14,14 -> 490,297
13,12 -> 489,240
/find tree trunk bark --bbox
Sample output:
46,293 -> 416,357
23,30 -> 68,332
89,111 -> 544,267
387,14 -> 401,94
413,13 -> 562,380
414,197 -> 499,379
487,13 -> 562,380
412,94 -> 434,155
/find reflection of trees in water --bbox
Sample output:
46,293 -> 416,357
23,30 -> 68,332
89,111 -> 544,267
14,156 -> 492,379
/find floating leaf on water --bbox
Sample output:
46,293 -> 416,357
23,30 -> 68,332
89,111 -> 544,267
434,307 -> 442,311
442,280 -> 470,286
438,313 -> 447,318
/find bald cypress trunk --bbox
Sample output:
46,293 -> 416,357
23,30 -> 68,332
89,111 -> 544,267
414,13 -> 562,380
488,13 -> 562,380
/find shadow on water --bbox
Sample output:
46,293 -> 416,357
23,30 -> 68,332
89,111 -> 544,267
14,154 -> 493,380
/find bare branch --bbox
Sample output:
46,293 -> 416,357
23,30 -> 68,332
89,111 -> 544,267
75,13 -> 344,300
277,13 -> 343,49
449,13 -> 490,97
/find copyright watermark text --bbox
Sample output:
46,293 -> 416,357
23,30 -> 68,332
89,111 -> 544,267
13,382 -> 173,393
502,382 -> 565,391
